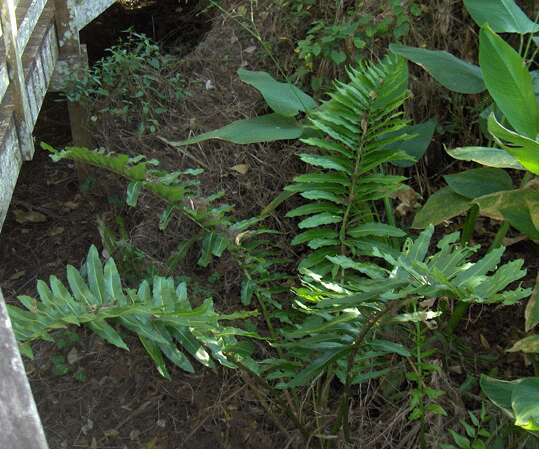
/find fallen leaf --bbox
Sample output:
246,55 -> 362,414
103,429 -> 120,439
231,164 -> 249,175
81,418 -> 94,435
47,226 -> 65,237
244,45 -> 257,54
14,209 -> 47,224
63,201 -> 79,210
9,270 -> 26,281
67,347 -> 80,365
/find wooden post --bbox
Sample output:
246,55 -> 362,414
0,289 -> 49,449
52,0 -> 92,148
0,0 -> 35,160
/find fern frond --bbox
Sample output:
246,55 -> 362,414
9,245 -> 258,378
269,225 -> 531,389
286,55 -> 415,276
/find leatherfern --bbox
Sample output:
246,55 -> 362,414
286,54 -> 414,276
42,143 -> 232,231
264,225 -> 531,439
9,245 -> 258,379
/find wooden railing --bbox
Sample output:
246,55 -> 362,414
0,0 -> 117,231
0,1 -> 118,447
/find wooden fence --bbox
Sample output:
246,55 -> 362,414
0,1 -> 118,447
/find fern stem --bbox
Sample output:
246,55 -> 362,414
338,115 -> 369,265
333,297 -> 411,441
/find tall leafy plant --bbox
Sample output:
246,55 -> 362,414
390,0 -> 539,243
285,55 -> 414,276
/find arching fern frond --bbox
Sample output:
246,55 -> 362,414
286,55 -> 414,276
8,246 -> 258,379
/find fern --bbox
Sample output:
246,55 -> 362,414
41,143 -> 232,230
8,246 -> 258,379
264,225 -> 531,389
285,55 -> 414,275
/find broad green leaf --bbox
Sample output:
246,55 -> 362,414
389,119 -> 437,167
126,181 -> 142,207
167,114 -> 303,146
237,68 -> 317,116
508,335 -> 539,353
412,187 -> 472,228
241,279 -> 256,306
285,348 -> 349,388
513,378 -> 539,430
291,228 -> 338,245
479,26 -> 539,138
139,336 -> 170,379
286,202 -> 341,218
89,319 -> 129,350
488,114 -> 539,175
369,339 -> 411,357
298,212 -> 342,229
475,181 -> 539,241
347,223 -> 406,238
464,0 -> 539,34
449,430 -> 471,449
444,167 -> 513,199
447,146 -> 525,170
299,153 -> 351,173
86,245 -> 106,304
480,374 -> 516,411
390,44 -> 485,94
326,255 -> 388,279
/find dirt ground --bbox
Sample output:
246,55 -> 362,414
1,1 -> 538,448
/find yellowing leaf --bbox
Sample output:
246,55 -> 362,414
14,209 -> 47,224
231,164 -> 249,175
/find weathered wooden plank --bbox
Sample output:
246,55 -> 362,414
74,0 -> 116,31
0,0 -> 34,160
22,7 -> 55,127
0,40 -> 9,105
16,0 -> 47,54
0,100 -> 22,230
0,288 -> 50,449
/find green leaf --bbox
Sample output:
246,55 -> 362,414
412,187 -> 472,228
479,25 -> 539,138
390,44 -> 485,94
444,167 -> 513,199
464,0 -> 539,34
488,114 -> 539,175
237,68 -> 317,116
139,336 -> 171,379
86,245 -> 106,304
169,114 -> 303,145
298,212 -> 342,229
525,274 -> 539,332
480,374 -> 515,411
285,349 -> 349,388
370,339 -> 411,357
241,279 -> 256,306
389,119 -> 437,167
449,430 -> 471,448
126,181 -> 142,207
447,146 -> 525,170
299,153 -> 351,173
508,335 -> 539,353
475,181 -> 539,241
513,378 -> 539,430
348,223 -> 406,238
